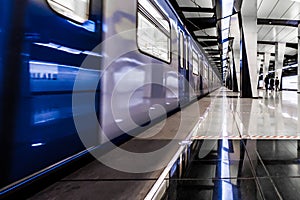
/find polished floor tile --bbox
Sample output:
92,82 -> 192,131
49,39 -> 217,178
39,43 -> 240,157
165,178 -> 263,200
195,88 -> 300,139
269,177 -> 300,200
28,88 -> 300,199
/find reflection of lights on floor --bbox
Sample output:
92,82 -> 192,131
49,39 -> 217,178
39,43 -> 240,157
150,107 -> 156,110
221,139 -> 233,200
221,90 -> 233,200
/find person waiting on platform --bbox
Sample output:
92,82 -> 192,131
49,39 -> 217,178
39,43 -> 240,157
275,77 -> 279,92
269,77 -> 274,91
264,75 -> 269,91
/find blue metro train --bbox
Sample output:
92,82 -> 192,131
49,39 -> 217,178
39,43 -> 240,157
0,0 -> 221,195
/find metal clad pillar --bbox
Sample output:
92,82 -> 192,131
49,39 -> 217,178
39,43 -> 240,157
257,55 -> 263,89
298,24 -> 300,93
231,14 -> 240,92
228,51 -> 234,90
230,49 -> 238,92
275,42 -> 286,90
263,52 -> 270,89
240,0 -> 258,98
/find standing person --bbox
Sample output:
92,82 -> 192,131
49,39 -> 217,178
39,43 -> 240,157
275,77 -> 279,92
264,75 -> 269,91
270,77 -> 275,91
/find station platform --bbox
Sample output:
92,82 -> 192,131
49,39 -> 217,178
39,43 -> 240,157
28,88 -> 300,200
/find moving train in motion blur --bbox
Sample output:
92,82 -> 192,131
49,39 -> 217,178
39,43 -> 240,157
0,0 -> 221,196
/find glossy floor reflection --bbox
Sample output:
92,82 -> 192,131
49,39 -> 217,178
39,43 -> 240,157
164,139 -> 300,200
193,88 -> 300,139
165,89 -> 300,199
28,88 -> 300,200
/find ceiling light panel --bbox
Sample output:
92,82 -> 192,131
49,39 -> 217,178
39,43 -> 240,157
194,28 -> 217,36
268,1 -> 293,19
281,3 -> 300,20
277,27 -> 297,42
257,0 -> 278,18
177,0 -> 195,7
194,0 -> 213,8
182,12 -> 213,18
285,47 -> 297,55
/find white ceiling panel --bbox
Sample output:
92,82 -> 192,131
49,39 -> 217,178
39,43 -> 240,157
266,45 -> 275,53
258,44 -> 268,52
177,0 -> 196,7
177,0 -> 213,8
257,0 -> 279,18
267,26 -> 288,41
281,2 -> 300,19
277,27 -> 297,42
199,38 -> 217,42
195,0 -> 213,9
183,12 -> 200,18
194,28 -> 217,36
183,12 -> 213,18
257,0 -> 263,9
267,1 -> 293,18
208,45 -> 219,50
285,47 -> 297,55
258,44 -> 275,53
288,35 -> 298,43
257,25 -> 272,40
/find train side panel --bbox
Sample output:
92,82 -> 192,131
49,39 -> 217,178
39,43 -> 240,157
100,0 -> 181,140
0,0 -> 102,189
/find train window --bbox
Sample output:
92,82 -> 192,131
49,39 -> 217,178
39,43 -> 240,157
192,50 -> 199,76
185,36 -> 189,70
137,0 -> 171,63
47,0 -> 90,24
199,55 -> 203,75
179,31 -> 184,68
204,64 -> 208,79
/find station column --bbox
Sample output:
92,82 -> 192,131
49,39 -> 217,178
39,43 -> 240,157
230,14 -> 240,92
239,0 -> 258,98
257,55 -> 263,87
263,53 -> 270,89
298,24 -> 300,93
275,42 -> 285,90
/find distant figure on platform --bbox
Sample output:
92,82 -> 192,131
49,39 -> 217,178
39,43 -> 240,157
269,78 -> 274,91
264,75 -> 269,91
275,77 -> 279,92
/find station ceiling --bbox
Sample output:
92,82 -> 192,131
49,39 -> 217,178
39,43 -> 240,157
169,0 -> 300,76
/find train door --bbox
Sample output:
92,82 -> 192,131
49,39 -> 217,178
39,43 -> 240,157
178,28 -> 189,106
1,0 -> 103,191
185,35 -> 191,102
191,48 -> 200,97
203,61 -> 209,94
199,54 -> 204,96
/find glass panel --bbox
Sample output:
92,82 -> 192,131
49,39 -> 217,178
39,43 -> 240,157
139,0 -> 170,32
192,50 -> 199,75
179,31 -> 184,68
137,9 -> 170,62
185,37 -> 189,70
